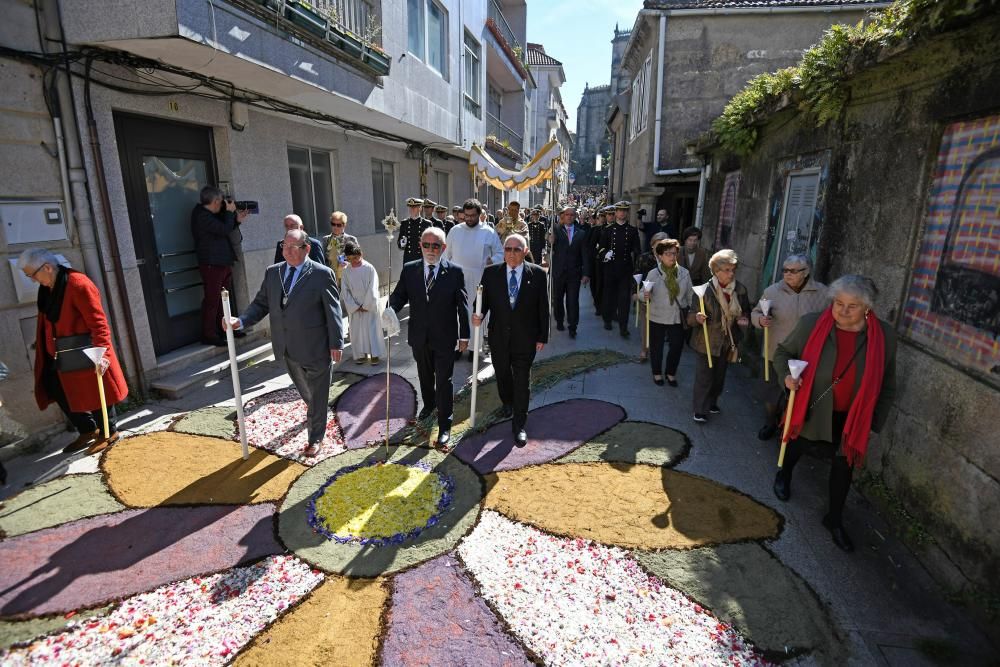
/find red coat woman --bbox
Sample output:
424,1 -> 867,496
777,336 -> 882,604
20,249 -> 128,452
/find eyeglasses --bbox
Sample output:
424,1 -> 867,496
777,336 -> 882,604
25,263 -> 47,280
503,247 -> 524,253
782,268 -> 807,274
279,241 -> 308,249
421,242 -> 443,250
331,223 -> 345,228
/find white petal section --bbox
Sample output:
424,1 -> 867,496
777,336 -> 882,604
458,511 -> 768,666
1,555 -> 324,666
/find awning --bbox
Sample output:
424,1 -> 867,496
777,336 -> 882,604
470,139 -> 563,191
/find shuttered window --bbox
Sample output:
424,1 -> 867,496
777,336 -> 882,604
774,171 -> 820,281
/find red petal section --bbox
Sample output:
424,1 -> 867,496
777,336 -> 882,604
0,504 -> 280,618
336,373 -> 416,448
454,399 -> 626,474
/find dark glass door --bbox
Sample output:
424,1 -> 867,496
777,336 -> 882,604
115,114 -> 217,356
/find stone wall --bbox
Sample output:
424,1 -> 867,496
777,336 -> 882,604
699,17 -> 1000,601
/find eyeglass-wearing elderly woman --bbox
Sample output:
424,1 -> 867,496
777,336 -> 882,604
772,275 -> 896,552
18,248 -> 128,454
751,255 -> 829,439
687,249 -> 751,422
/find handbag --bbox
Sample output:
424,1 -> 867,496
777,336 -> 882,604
54,333 -> 95,372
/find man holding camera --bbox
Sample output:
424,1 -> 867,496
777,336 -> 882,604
191,186 -> 248,346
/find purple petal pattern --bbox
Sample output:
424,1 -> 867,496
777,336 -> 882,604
454,399 -> 626,474
0,504 -> 281,618
336,373 -> 416,448
381,554 -> 532,666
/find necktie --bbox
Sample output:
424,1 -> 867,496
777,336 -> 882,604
282,266 -> 296,307
508,269 -> 518,306
425,264 -> 436,295
567,225 -> 573,244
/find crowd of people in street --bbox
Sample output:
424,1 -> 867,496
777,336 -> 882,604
13,185 -> 896,554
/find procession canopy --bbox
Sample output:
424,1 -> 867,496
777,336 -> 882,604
470,139 -> 562,191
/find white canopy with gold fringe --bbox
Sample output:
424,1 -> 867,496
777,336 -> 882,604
470,138 -> 562,191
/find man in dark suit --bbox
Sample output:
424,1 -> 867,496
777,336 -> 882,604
473,233 -> 549,447
389,227 -> 470,447
272,214 -> 326,266
227,229 -> 343,458
547,206 -> 591,338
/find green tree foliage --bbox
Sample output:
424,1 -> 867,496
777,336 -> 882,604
712,0 -> 999,155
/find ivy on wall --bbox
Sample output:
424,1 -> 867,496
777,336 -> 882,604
710,0 -> 1000,156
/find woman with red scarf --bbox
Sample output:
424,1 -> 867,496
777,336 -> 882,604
19,248 -> 128,455
772,275 -> 896,552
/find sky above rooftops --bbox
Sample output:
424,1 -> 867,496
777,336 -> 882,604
527,0 -> 644,129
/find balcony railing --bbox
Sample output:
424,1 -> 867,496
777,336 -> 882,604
236,0 -> 390,75
311,0 -> 377,43
485,111 -> 523,157
487,1 -> 521,54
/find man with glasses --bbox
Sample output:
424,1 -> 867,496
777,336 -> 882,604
389,227 -> 470,448
445,198 -> 503,360
273,214 -> 326,267
473,234 -> 549,447
751,254 -> 828,439
225,229 -> 343,459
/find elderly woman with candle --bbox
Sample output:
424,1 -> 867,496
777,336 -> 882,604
643,239 -> 692,386
751,255 -> 829,439
687,249 -> 751,422
18,248 -> 128,455
772,275 -> 896,552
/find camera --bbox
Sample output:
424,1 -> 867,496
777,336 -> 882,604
234,200 -> 260,214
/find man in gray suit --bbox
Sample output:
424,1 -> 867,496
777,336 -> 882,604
225,229 -> 344,457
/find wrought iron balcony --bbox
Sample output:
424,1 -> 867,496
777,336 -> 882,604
485,111 -> 523,158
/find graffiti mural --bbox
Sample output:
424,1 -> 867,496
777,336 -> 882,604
903,115 -> 1000,380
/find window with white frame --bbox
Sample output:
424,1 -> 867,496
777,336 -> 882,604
287,146 -> 335,239
629,53 -> 653,142
464,32 -> 482,117
371,159 -> 396,233
408,0 -> 448,78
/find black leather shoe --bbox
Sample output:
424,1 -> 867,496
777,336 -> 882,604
822,515 -> 855,553
773,471 -> 791,501
653,377 -> 665,386
514,430 -> 528,447
417,406 -> 434,421
620,329 -> 630,338
569,328 -> 577,339
709,405 -> 721,414
556,323 -> 565,331
758,423 -> 778,440
436,430 -> 451,448
500,404 -> 513,419
603,322 -> 613,330
666,378 -> 678,387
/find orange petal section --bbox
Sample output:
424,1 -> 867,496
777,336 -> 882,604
484,463 -> 781,550
234,576 -> 388,667
103,432 -> 306,507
